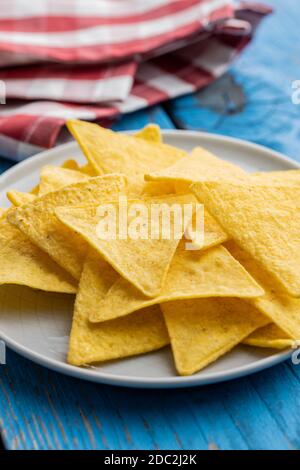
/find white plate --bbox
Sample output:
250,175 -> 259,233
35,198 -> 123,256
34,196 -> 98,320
0,131 -> 297,388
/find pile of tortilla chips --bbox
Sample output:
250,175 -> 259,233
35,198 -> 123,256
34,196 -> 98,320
1,120 -> 300,376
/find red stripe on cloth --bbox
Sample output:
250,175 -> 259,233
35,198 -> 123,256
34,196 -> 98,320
0,114 -> 64,148
0,60 -> 136,81
130,80 -> 169,106
0,6 -> 233,64
0,22 -> 204,63
152,54 -> 213,86
0,0 -> 206,32
0,2 -> 270,160
0,102 -> 120,147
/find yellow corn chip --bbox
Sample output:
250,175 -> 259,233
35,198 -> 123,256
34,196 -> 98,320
67,120 -> 185,193
38,165 -> 90,195
30,159 -> 81,195
0,164 -> 86,293
61,159 -> 81,171
79,124 -> 161,180
226,240 -> 300,339
89,243 -> 263,323
9,162 -> 87,207
243,323 -> 294,349
30,185 -> 40,196
75,206 -> 229,323
68,249 -> 169,365
0,208 -> 6,218
192,181 -> 300,297
198,209 -> 228,249
8,175 -> 126,280
135,123 -> 162,143
0,216 -> 76,293
162,298 -> 268,376
80,163 -> 98,176
145,146 -> 246,185
141,181 -> 175,196
56,194 -> 196,297
7,191 -> 36,207
252,169 -> 300,184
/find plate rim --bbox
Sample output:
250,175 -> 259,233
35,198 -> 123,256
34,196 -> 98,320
0,130 -> 298,388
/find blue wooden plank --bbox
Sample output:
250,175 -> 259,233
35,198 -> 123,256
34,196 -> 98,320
1,349 -> 299,450
113,105 -> 175,132
249,361 -> 300,449
166,0 -> 300,161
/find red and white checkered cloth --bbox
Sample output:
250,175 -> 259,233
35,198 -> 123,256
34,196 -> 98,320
0,0 -> 271,161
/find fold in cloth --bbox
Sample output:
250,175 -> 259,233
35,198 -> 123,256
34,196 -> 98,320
0,1 -> 271,161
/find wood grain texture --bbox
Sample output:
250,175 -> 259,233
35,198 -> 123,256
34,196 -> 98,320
1,0 -> 300,450
1,350 -> 300,450
166,0 -> 300,161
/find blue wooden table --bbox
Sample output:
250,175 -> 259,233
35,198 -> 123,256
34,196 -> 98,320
1,0 -> 300,450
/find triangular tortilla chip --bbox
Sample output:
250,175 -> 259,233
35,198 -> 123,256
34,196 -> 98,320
135,123 -> 162,143
38,165 -> 89,195
7,191 -> 35,207
243,323 -> 295,349
192,181 -> 300,297
252,169 -> 300,184
226,240 -> 300,339
141,181 -> 175,196
0,208 -> 5,218
88,243 -> 263,323
56,194 -> 196,297
67,120 -> 185,193
0,217 -> 76,293
8,175 -> 126,280
162,298 -> 268,376
30,159 -> 81,195
68,249 -> 169,365
61,159 -> 81,171
145,147 -> 246,187
80,163 -> 98,176
72,207 -> 229,323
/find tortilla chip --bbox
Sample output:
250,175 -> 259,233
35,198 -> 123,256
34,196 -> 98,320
56,194 -> 196,296
80,163 -> 98,176
61,159 -> 81,171
145,146 -> 246,185
135,123 -> 162,143
243,323 -> 295,349
252,169 -> 300,184
7,191 -> 36,207
192,181 -> 300,297
68,249 -> 169,365
89,243 -> 263,323
141,181 -> 175,196
162,298 -> 267,376
67,120 -> 185,193
0,208 -> 5,218
38,165 -> 90,195
0,217 -> 76,293
75,205 -> 229,322
198,210 -> 228,250
30,159 -> 81,195
8,175 -> 126,280
30,185 -> 40,196
226,240 -> 300,339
